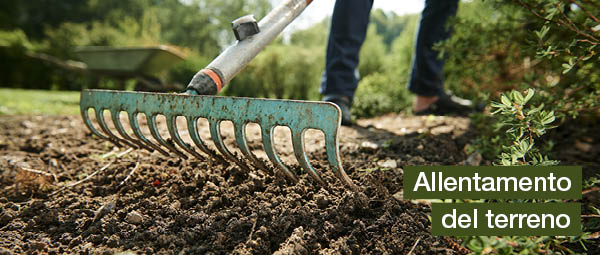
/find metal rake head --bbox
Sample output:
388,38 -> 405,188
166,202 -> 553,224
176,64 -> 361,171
80,89 -> 357,190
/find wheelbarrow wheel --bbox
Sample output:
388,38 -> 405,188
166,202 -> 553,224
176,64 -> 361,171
134,76 -> 164,92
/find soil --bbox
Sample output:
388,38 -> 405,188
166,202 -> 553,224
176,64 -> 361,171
0,113 -> 595,254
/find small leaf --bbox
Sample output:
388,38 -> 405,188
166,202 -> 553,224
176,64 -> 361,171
512,90 -> 524,105
512,153 -> 520,163
520,140 -> 530,153
491,108 -> 503,115
491,102 -> 506,109
542,114 -> 555,125
537,25 -> 550,40
501,94 -> 511,107
562,62 -> 574,74
524,88 -> 534,103
512,147 -> 525,158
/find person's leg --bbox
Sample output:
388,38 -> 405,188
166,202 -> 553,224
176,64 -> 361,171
408,0 -> 460,112
320,0 -> 374,106
320,0 -> 373,125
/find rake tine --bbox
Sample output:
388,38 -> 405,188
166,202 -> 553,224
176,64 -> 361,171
110,110 -> 154,153
291,129 -> 326,186
233,122 -> 271,174
208,119 -> 251,172
325,134 -> 358,191
261,125 -> 299,183
186,117 -> 226,163
128,112 -> 170,157
94,108 -> 138,148
166,116 -> 204,160
146,114 -> 189,159
81,90 -> 357,189
81,107 -> 111,141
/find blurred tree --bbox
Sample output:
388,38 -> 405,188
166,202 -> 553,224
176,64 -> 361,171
358,24 -> 386,79
289,19 -> 329,48
370,9 -> 416,48
0,0 -> 272,90
0,0 -> 92,40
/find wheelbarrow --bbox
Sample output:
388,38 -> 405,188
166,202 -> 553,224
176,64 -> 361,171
25,45 -> 186,92
74,45 -> 186,92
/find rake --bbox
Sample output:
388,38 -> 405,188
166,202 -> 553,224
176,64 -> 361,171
80,0 -> 358,190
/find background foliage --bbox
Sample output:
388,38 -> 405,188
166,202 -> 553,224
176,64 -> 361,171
1,0 -> 599,121
440,0 -> 600,120
0,1 -> 421,118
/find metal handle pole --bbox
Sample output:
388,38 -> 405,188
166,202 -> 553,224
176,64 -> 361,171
185,0 -> 313,95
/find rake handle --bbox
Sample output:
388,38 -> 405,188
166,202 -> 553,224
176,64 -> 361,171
185,0 -> 313,95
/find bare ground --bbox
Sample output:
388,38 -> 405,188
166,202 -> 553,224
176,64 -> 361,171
0,112 -> 594,254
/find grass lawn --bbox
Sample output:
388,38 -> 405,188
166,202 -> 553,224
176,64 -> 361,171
0,88 -> 80,115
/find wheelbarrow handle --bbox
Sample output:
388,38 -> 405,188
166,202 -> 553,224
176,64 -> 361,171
185,0 -> 314,95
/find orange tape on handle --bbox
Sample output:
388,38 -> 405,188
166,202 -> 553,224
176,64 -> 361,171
201,69 -> 223,93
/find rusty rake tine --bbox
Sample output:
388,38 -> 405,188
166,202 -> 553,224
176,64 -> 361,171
94,108 -> 133,148
128,112 -> 170,157
233,122 -> 271,174
166,116 -> 204,160
325,133 -> 358,191
146,114 -> 188,159
81,107 -> 110,141
208,119 -> 251,172
291,129 -> 326,186
110,110 -> 153,152
186,117 -> 225,163
261,125 -> 298,183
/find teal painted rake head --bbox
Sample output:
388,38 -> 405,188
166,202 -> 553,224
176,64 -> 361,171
79,0 -> 358,190
80,89 -> 357,190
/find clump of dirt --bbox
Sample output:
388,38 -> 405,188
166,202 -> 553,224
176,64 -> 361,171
0,114 -> 474,254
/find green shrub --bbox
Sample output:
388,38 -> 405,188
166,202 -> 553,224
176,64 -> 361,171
351,73 -> 412,118
440,0 -> 600,121
358,25 -> 387,79
223,43 -> 323,100
460,89 -> 595,254
167,54 -> 211,87
352,13 -> 418,118
0,29 -> 34,50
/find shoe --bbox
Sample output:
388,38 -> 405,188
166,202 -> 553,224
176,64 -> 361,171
413,93 -> 474,116
324,96 -> 353,126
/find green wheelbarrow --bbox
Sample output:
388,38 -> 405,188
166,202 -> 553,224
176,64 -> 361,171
74,45 -> 186,92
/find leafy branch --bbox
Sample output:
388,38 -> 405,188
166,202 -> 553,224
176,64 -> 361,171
490,89 -> 559,166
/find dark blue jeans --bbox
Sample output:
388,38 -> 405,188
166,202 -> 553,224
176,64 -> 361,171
320,0 -> 459,100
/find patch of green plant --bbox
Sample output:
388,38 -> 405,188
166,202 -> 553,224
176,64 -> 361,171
352,16 -> 419,119
0,88 -> 80,115
167,54 -> 211,88
352,73 -> 413,118
583,176 -> 600,190
224,43 -> 323,100
582,175 -> 600,232
491,89 -> 559,166
453,1 -> 600,250
459,89 -> 594,254
440,0 -> 600,122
